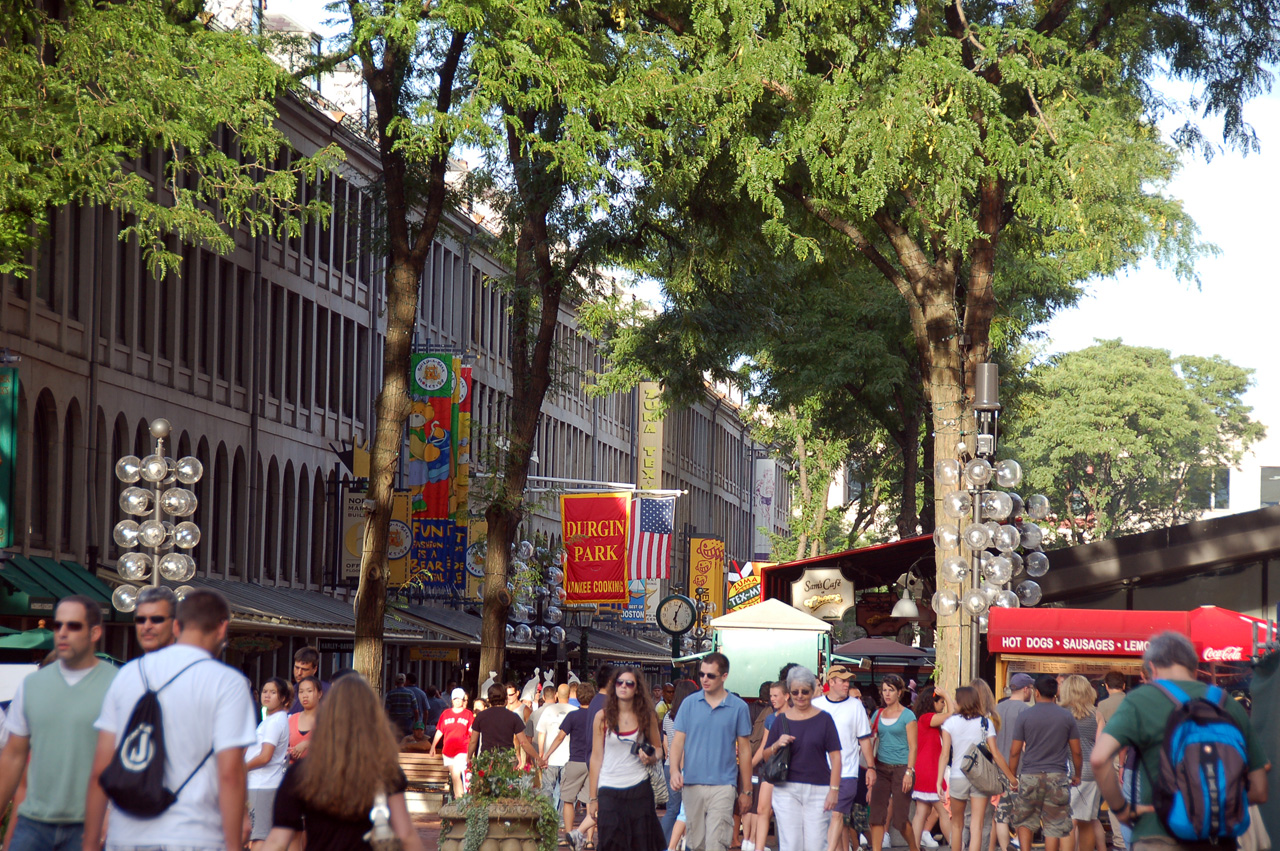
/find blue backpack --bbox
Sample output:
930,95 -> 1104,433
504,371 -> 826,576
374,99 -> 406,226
1151,680 -> 1251,842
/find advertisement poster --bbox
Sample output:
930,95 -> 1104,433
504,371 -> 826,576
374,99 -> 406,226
407,518 -> 465,592
752,458 -> 776,560
343,491 -> 412,585
408,353 -> 456,519
561,492 -> 630,604
689,535 -> 726,617
619,578 -> 661,623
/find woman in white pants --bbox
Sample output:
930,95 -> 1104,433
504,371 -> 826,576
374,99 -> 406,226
759,667 -> 842,851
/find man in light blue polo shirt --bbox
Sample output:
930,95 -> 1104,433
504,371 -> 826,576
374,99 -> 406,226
670,652 -> 753,851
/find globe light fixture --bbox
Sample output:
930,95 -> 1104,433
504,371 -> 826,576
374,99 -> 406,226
111,417 -> 203,612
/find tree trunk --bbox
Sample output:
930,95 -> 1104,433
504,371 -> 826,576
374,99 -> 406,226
896,402 -> 922,538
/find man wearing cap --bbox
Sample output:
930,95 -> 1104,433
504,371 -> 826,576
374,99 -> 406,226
992,673 -> 1035,851
813,666 -> 875,851
431,687 -> 475,798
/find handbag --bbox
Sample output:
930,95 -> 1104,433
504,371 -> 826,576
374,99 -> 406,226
959,716 -> 1004,797
363,788 -> 404,851
636,728 -> 669,805
760,715 -> 791,783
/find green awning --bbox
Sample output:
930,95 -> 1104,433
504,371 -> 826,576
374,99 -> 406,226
0,628 -> 52,650
0,557 -> 58,615
0,556 -> 115,619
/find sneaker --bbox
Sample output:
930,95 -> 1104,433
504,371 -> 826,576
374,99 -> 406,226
920,833 -> 938,848
883,835 -> 892,849
569,831 -> 585,851
743,841 -> 757,851
858,836 -> 869,850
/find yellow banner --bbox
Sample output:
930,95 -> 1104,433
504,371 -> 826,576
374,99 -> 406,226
689,535 -> 726,617
637,381 -> 663,491
344,491 -> 413,584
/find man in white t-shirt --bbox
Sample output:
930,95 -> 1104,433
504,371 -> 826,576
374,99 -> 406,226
813,666 -> 875,851
83,589 -> 258,851
536,684 -> 576,805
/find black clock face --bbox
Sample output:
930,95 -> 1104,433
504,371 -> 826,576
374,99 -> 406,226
658,595 -> 695,635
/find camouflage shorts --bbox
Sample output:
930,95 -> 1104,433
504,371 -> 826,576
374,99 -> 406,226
1009,773 -> 1072,838
849,802 -> 870,832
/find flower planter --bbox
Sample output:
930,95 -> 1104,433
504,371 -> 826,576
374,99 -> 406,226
438,799 -> 545,851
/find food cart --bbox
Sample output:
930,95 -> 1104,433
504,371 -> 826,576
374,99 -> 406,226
709,598 -> 833,697
986,605 -> 1269,693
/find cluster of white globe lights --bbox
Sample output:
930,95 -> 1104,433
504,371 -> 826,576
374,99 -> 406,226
505,540 -> 568,646
930,456 -> 1052,624
110,418 -> 203,612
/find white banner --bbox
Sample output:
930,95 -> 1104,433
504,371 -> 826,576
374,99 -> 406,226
752,458 -> 776,560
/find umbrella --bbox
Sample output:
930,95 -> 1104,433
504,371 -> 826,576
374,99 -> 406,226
834,637 -> 930,658
0,629 -> 53,650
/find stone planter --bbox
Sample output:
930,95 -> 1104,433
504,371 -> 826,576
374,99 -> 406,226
438,799 -> 545,851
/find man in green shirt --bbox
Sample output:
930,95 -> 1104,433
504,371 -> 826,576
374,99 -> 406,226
0,595 -> 116,851
1091,632 -> 1268,851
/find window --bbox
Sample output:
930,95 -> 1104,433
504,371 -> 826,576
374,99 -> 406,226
314,308 -> 328,410
316,177 -> 332,267
329,313 -> 341,413
181,247 -> 197,366
1261,468 -> 1280,508
34,207 -> 57,308
300,300 -> 314,408
68,206 -> 83,320
237,275 -> 252,388
286,292 -> 299,404
116,217 -> 135,345
217,264 -> 233,380
158,265 -> 172,360
269,286 -> 283,399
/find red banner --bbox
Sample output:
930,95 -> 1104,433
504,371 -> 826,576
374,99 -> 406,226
561,492 -> 630,604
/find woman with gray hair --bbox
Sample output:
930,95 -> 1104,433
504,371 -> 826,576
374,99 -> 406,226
759,666 -> 842,851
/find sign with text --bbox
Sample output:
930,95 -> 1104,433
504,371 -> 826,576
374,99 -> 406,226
988,634 -> 1155,657
343,491 -> 412,585
410,647 -> 460,662
636,381 -> 664,490
727,574 -> 762,612
561,492 -> 630,604
689,535 -> 726,617
0,368 -> 15,548
407,517 -> 466,592
790,567 -> 854,620
318,638 -> 355,653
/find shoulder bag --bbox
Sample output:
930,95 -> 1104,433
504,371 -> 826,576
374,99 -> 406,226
760,715 -> 791,784
363,788 -> 404,851
959,716 -> 1004,796
638,731 -> 669,805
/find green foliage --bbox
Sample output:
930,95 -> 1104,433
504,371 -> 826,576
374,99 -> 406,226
1004,340 -> 1266,546
461,748 -> 560,851
0,1 -> 340,277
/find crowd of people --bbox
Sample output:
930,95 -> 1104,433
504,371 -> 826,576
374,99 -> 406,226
0,593 -> 1268,851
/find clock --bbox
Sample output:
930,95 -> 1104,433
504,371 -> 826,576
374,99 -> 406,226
657,594 -> 696,636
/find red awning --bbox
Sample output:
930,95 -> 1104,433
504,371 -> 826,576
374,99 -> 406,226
987,606 -> 1268,663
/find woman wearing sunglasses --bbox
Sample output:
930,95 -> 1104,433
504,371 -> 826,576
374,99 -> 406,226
759,666 -> 842,851
588,667 -> 666,851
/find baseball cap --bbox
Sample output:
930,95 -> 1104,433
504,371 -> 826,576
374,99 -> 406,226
451,687 -> 467,700
1009,673 -> 1035,690
826,665 -> 855,681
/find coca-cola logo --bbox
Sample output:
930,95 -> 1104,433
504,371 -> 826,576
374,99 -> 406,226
1203,646 -> 1244,662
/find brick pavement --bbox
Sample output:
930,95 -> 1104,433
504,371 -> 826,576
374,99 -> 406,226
415,815 -> 444,848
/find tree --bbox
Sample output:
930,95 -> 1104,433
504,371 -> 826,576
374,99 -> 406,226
596,0 -> 1278,688
0,1 -> 334,276
1004,340 -> 1265,546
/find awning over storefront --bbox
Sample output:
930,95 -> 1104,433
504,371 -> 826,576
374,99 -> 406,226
187,577 -> 433,643
0,556 -> 118,619
759,535 -> 933,601
987,605 -> 1268,663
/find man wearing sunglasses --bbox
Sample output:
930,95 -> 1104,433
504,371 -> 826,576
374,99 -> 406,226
670,652 -> 753,851
814,666 -> 875,851
0,595 -> 116,851
134,585 -> 178,654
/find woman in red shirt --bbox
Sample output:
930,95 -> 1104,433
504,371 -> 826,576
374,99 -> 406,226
430,687 -> 475,798
911,685 -> 953,849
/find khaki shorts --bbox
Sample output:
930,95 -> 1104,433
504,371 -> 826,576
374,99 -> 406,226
561,761 -> 590,805
1070,780 -> 1101,822
1010,773 -> 1073,838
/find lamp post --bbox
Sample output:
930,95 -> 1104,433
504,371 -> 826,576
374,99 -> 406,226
110,417 -> 202,612
930,364 -> 1053,684
568,606 -> 595,672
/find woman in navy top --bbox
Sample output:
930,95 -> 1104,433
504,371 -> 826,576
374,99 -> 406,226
761,666 -> 841,851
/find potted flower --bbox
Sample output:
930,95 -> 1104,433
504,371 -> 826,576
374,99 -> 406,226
437,748 -> 559,851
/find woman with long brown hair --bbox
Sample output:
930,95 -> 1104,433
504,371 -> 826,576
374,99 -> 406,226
587,667 -> 665,851
937,686 -> 1016,851
262,675 -> 425,851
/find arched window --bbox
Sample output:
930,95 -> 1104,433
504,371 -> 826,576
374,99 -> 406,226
312,472 -> 328,587
61,401 -> 82,551
194,437 -> 210,576
29,392 -> 57,548
296,467 -> 311,585
280,462 -> 295,585
264,459 -> 280,582
230,450 -> 247,579
213,444 -> 229,576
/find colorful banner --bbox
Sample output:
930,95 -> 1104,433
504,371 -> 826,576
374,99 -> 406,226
407,518 -> 466,592
453,365 -> 472,520
752,457 -> 777,560
0,368 -> 16,548
636,381 -> 663,490
689,535 -> 726,617
727,575 -> 762,612
619,578 -> 661,623
408,353 -> 457,520
343,491 -> 412,585
561,492 -> 630,604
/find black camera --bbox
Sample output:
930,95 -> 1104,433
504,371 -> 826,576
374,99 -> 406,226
632,741 -> 656,757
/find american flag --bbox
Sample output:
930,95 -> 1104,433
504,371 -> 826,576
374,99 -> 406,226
628,496 -> 674,579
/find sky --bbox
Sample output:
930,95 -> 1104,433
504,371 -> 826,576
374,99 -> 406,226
280,1 -> 1280,451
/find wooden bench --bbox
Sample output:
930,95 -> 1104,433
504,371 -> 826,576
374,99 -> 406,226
400,752 -> 454,815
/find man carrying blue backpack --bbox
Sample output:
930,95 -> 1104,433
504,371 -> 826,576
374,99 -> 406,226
1092,631 -> 1268,851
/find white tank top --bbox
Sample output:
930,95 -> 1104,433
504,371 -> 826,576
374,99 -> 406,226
599,727 -> 649,790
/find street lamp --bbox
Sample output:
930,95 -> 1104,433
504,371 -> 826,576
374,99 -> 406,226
111,417 -> 202,612
568,606 -> 595,672
931,364 -> 1052,682
505,539 -> 567,673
